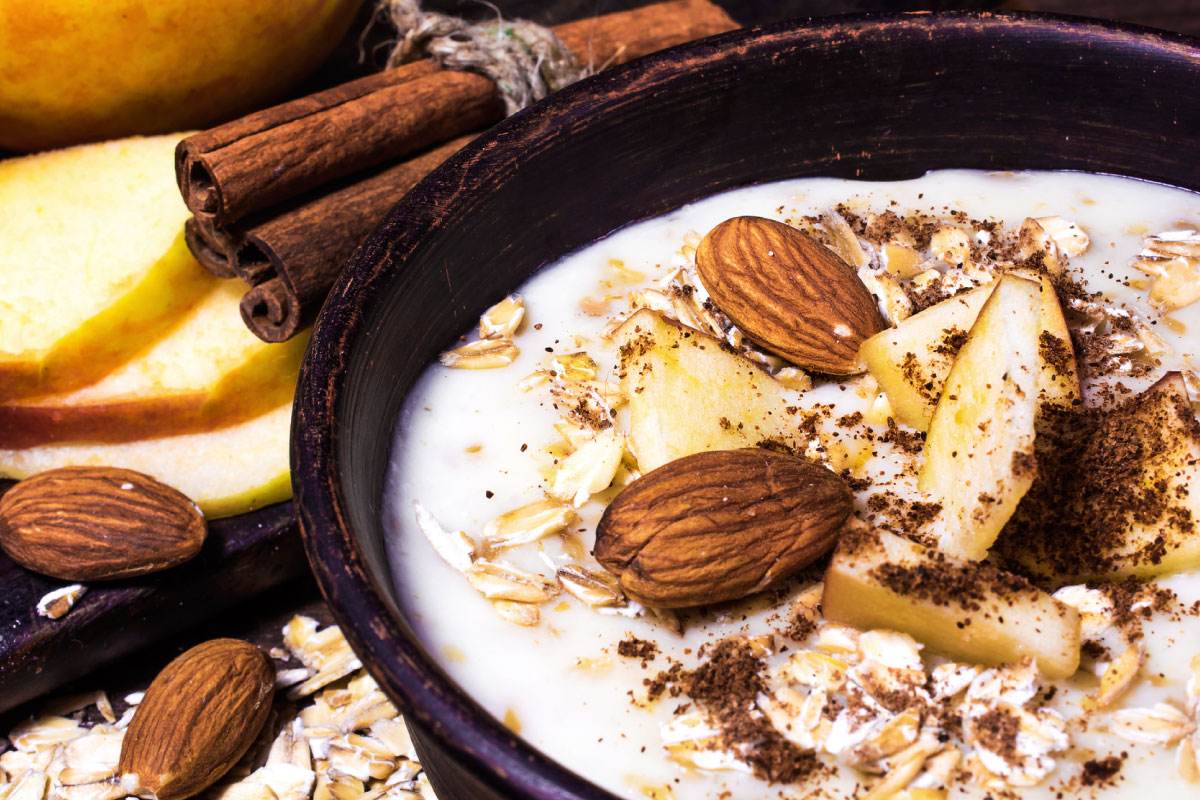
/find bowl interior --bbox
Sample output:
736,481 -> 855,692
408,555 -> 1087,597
297,12 -> 1200,799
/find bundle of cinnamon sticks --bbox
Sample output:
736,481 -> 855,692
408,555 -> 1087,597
176,0 -> 737,342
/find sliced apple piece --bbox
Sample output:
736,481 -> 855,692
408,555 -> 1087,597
0,135 -> 213,401
614,309 -> 808,472
999,372 -> 1200,582
860,285 -> 992,429
919,275 -> 1041,560
1015,270 -> 1081,410
823,528 -> 1081,679
0,403 -> 291,519
0,280 -> 309,447
861,274 -> 1079,431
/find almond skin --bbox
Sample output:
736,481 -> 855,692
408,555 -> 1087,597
0,466 -> 206,581
119,639 -> 274,800
696,216 -> 886,374
593,448 -> 852,607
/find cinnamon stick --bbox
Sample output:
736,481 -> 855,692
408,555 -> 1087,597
235,135 -> 476,342
183,216 -> 245,278
176,0 -> 736,228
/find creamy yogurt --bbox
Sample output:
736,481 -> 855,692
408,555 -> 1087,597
385,171 -> 1200,799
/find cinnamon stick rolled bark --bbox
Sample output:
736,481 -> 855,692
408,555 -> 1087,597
236,135 -> 476,342
176,0 -> 736,228
183,217 -> 237,278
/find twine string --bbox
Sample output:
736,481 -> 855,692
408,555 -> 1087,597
380,0 -> 590,115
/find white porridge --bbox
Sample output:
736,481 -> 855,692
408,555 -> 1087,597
385,170 -> 1200,799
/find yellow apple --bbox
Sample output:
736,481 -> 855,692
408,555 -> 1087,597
0,403 -> 292,518
919,275 -> 1042,560
614,310 -> 810,472
0,0 -> 361,151
0,279 -> 309,447
0,135 -> 214,401
823,528 -> 1081,679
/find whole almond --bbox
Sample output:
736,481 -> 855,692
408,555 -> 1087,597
696,216 -> 886,374
593,448 -> 852,607
119,638 -> 274,800
0,466 -> 206,581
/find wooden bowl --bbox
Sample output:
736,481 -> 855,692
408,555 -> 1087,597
294,12 -> 1200,800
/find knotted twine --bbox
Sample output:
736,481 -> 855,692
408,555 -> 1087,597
379,0 -> 591,115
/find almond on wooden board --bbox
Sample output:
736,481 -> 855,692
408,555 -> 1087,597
0,466 -> 206,581
119,638 -> 275,800
593,448 -> 852,608
696,216 -> 886,374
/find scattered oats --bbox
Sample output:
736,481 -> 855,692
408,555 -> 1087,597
813,624 -> 860,656
1018,217 -> 1066,274
1034,216 -> 1089,256
556,565 -> 626,608
6,771 -> 48,800
411,503 -> 476,572
277,668 -> 313,690
438,338 -> 519,369
909,746 -> 963,791
36,585 -> 86,620
929,662 -> 980,700
929,226 -> 974,269
1133,230 -> 1200,311
482,500 -> 576,551
961,662 -> 1068,787
881,241 -> 924,279
773,367 -> 812,391
1177,733 -> 1200,783
858,267 -> 912,325
858,631 -> 923,671
548,352 -> 598,382
822,211 -> 870,269
478,294 -> 525,339
465,561 -> 558,603
10,717 -> 84,751
491,600 -> 540,627
1110,703 -> 1195,745
862,735 -> 942,800
548,427 -> 624,507
1084,646 -> 1143,711
1052,585 -> 1114,639
758,686 -> 830,750
267,719 -> 313,771
283,616 -> 364,699
782,651 -> 848,690
661,712 -> 751,773
122,692 -> 144,707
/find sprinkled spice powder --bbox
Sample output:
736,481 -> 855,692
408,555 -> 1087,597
997,377 -> 1199,580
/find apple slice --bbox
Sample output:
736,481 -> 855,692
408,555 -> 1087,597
859,285 -> 992,430
0,135 -> 213,401
1017,270 -> 1081,410
0,280 -> 309,447
861,274 -> 1079,432
0,404 -> 291,519
919,275 -> 1041,560
615,309 -> 808,472
999,372 -> 1200,582
823,528 -> 1081,679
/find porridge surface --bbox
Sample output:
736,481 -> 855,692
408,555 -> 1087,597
385,170 -> 1200,799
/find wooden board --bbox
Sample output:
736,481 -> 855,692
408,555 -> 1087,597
0,484 -> 305,713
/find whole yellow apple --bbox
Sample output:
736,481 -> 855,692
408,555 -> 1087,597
0,0 -> 361,152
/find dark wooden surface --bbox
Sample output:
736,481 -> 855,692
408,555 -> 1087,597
0,490 -> 306,713
2,0 -> 1197,744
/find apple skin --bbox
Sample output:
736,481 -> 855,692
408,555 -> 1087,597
0,0 -> 361,152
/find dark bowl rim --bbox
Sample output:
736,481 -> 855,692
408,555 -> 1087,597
293,10 -> 1200,800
